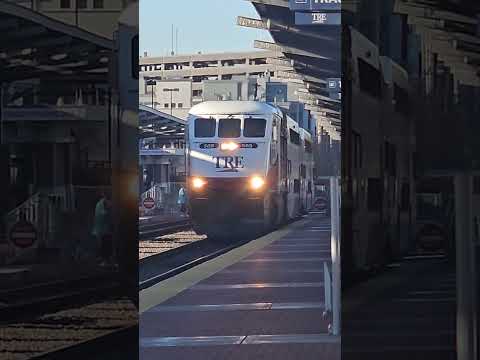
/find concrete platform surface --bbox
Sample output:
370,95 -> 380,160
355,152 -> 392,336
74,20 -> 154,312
140,213 -> 340,360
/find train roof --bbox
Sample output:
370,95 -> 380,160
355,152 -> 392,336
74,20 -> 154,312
189,101 -> 282,117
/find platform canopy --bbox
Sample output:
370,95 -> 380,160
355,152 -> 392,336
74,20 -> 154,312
0,1 -> 112,83
394,0 -> 480,87
139,105 -> 186,139
241,0 -> 341,138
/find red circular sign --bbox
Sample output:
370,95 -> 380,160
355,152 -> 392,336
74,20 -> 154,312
10,221 -> 37,248
143,197 -> 155,209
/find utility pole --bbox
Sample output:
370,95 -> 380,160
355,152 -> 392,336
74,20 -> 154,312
146,79 -> 156,109
163,88 -> 179,115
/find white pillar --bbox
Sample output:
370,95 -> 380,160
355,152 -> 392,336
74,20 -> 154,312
330,176 -> 341,336
455,172 -> 474,360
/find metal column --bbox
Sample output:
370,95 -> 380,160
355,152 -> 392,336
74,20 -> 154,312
455,173 -> 474,360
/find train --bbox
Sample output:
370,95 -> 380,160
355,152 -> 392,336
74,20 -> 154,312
185,101 -> 314,240
110,1 -> 139,306
342,26 -> 415,279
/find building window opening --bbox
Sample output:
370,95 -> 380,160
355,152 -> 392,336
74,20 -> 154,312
289,129 -> 300,145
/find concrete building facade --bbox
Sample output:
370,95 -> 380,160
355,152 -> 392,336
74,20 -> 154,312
139,51 -> 291,117
13,0 -> 132,38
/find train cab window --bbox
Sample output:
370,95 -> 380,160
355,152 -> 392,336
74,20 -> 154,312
132,36 -> 139,79
218,118 -> 241,138
244,118 -> 266,137
289,129 -> 300,145
195,118 -> 216,138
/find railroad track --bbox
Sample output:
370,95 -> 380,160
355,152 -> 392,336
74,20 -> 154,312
139,218 -> 192,240
1,297 -> 137,360
32,324 -> 138,360
138,216 -> 311,290
0,274 -> 121,324
139,238 -> 248,290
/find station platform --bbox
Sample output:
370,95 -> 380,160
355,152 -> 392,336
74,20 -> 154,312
140,212 -> 340,360
342,255 -> 456,359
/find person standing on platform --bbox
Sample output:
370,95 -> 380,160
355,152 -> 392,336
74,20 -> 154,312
177,186 -> 187,216
92,191 -> 113,266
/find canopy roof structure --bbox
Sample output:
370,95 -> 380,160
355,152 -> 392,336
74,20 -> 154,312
240,0 -> 341,138
394,0 -> 480,87
139,105 -> 186,139
0,1 -> 112,83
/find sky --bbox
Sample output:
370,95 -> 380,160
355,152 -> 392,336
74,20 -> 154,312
139,0 -> 273,57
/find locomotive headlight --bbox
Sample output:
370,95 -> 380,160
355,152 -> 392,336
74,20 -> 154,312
250,176 -> 265,190
192,177 -> 206,189
220,142 -> 239,151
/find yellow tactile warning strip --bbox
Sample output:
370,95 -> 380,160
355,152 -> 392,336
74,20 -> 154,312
140,218 -> 310,314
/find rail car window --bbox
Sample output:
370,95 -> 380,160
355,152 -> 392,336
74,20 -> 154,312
401,183 -> 410,211
304,140 -> 312,153
218,118 -> 241,138
293,179 -> 300,194
132,36 -> 139,80
300,165 -> 307,179
394,84 -> 409,116
244,118 -> 266,137
289,129 -> 300,145
195,118 -> 216,138
358,58 -> 381,98
367,178 -> 381,211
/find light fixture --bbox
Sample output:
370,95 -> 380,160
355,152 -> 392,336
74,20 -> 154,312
220,142 -> 239,151
192,177 -> 206,189
250,176 -> 265,190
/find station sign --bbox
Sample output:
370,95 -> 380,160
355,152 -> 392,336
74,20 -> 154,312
330,92 -> 341,100
254,40 -> 282,52
143,197 -> 156,209
295,12 -> 341,26
237,16 -> 268,30
327,78 -> 341,92
10,220 -> 37,248
289,0 -> 341,12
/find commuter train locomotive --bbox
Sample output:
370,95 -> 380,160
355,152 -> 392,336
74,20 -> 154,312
185,101 -> 314,240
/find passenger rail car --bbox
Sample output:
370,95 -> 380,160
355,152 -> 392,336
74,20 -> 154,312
186,101 -> 313,240
110,2 -> 138,306
344,27 -> 415,277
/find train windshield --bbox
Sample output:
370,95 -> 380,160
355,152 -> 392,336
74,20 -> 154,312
195,118 -> 216,137
218,118 -> 241,138
244,118 -> 266,138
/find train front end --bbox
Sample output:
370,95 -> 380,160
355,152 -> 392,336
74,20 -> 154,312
186,102 -> 273,239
